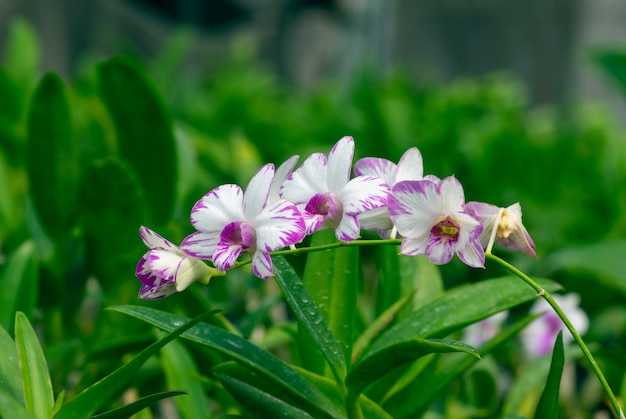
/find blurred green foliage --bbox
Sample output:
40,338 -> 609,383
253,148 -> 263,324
0,17 -> 625,418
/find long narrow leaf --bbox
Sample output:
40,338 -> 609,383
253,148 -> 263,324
298,230 -> 358,375
534,331 -> 564,419
14,312 -> 54,419
362,277 -> 562,360
91,391 -> 187,419
0,241 -> 37,334
97,57 -> 177,225
382,313 -> 540,418
272,255 -> 347,382
109,305 -> 343,418
0,319 -> 22,401
55,310 -> 219,419
160,337 -> 210,419
213,362 -> 317,419
346,339 -> 478,399
26,72 -> 77,239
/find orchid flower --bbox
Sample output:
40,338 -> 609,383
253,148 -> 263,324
280,136 -> 389,242
521,293 -> 588,358
181,163 -> 306,279
355,147 -> 440,238
387,176 -> 485,267
462,311 -> 508,348
465,201 -> 536,257
135,226 -> 224,300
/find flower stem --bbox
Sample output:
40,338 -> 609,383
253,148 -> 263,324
485,253 -> 625,419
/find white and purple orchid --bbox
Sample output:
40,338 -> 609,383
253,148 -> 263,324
181,163 -> 306,279
135,226 -> 223,300
465,201 -> 536,257
280,136 -> 390,242
387,176 -> 485,268
521,293 -> 588,358
354,147 -> 440,238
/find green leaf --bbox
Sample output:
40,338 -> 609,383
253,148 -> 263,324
295,367 -> 393,419
0,323 -> 22,403
160,337 -> 210,419
97,56 -> 177,225
272,255 -> 347,382
534,331 -> 564,419
109,305 -> 343,418
544,239 -> 626,297
80,157 -> 146,292
0,241 -> 38,334
362,276 -> 562,360
0,388 -> 36,419
381,313 -> 540,418
54,310 -> 219,419
351,290 -> 416,365
2,17 -> 40,89
26,72 -> 78,239
298,230 -> 358,376
213,362 -> 318,419
346,339 -> 478,399
14,312 -> 54,419
590,49 -> 626,97
91,391 -> 187,419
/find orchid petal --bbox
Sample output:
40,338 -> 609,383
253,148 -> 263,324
340,176 -> 389,215
439,176 -> 465,213
357,207 -> 393,231
135,254 -> 156,285
457,240 -> 486,268
243,163 -> 273,220
251,250 -> 273,279
180,231 -> 219,259
255,199 -> 305,252
354,157 -> 396,186
139,226 -> 176,250
139,281 -> 177,300
281,152 -> 328,203
190,184 -> 244,232
335,213 -> 361,242
269,155 -> 299,204
388,180 -> 440,238
326,136 -> 354,193
425,235 -> 455,265
148,249 -> 184,280
395,147 -> 424,183
400,232 -> 430,256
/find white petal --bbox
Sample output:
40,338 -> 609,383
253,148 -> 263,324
281,153 -> 328,204
190,184 -> 244,232
139,226 -> 176,250
335,214 -> 360,241
213,242 -> 242,271
269,155 -> 299,204
357,207 -> 393,231
243,163 -> 274,219
439,176 -> 465,213
395,147 -> 424,183
400,232 -> 430,256
254,200 -> 305,252
180,231 -> 219,259
388,181 -> 440,238
148,249 -> 185,281
457,240 -> 485,268
251,250 -> 273,279
339,176 -> 389,215
354,157 -> 396,186
326,136 -> 354,193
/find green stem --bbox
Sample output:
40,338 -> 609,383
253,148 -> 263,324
486,253 -> 625,419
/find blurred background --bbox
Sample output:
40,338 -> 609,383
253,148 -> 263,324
2,0 -> 626,106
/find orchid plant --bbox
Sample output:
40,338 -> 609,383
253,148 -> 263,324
132,136 -> 624,419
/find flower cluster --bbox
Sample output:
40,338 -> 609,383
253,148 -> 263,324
136,136 -> 536,299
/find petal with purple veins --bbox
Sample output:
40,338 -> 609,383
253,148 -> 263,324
190,184 -> 244,232
243,163 -> 274,220
326,136 -> 354,193
180,231 -> 219,259
255,200 -> 305,252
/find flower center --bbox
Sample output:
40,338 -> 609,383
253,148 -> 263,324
497,209 -> 514,239
432,216 -> 460,242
